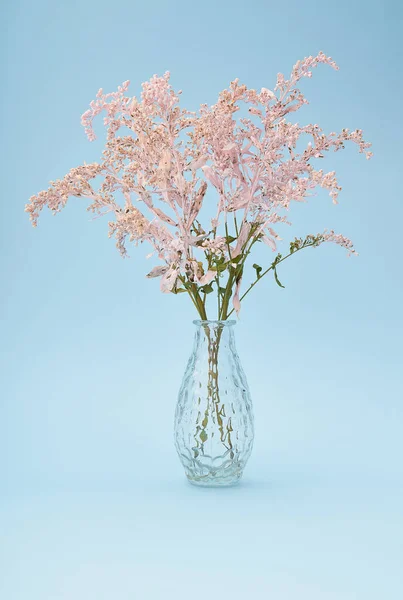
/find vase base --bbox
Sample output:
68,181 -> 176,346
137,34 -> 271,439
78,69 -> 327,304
186,471 -> 243,488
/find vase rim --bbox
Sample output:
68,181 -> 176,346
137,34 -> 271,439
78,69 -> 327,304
193,319 -> 237,327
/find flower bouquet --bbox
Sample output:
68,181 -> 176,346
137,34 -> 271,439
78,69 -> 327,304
27,52 -> 371,485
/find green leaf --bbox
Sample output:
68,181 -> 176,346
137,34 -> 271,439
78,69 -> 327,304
174,288 -> 187,294
252,263 -> 262,278
219,286 -> 227,295
273,267 -> 285,288
230,255 -> 243,264
225,235 -> 237,244
200,283 -> 214,294
200,430 -> 208,443
210,262 -> 228,273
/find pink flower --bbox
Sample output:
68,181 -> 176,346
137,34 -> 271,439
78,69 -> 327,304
232,223 -> 251,258
201,166 -> 222,191
160,267 -> 178,293
262,234 -> 277,251
146,265 -> 168,279
198,270 -> 216,285
27,52 -> 371,315
187,155 -> 209,172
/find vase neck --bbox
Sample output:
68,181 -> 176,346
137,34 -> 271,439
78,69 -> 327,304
193,320 -> 236,354
193,319 -> 236,329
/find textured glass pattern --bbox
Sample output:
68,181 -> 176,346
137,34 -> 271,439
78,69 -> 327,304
174,320 -> 254,486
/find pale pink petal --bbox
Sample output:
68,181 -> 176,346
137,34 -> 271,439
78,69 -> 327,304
152,207 -> 177,226
188,155 -> 208,171
146,265 -> 168,279
223,142 -> 237,152
198,270 -> 216,285
160,267 -> 178,293
260,87 -> 276,100
262,234 -> 277,251
201,165 -> 222,190
189,181 -> 207,223
232,277 -> 242,316
188,233 -> 209,246
232,222 -> 251,258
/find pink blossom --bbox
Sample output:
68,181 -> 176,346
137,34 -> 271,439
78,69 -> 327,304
27,53 -> 371,316
201,165 -> 222,191
146,265 -> 168,278
198,270 -> 216,285
232,223 -> 251,258
187,155 -> 209,172
261,234 -> 277,251
160,267 -> 178,293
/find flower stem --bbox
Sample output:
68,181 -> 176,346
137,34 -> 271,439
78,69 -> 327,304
220,271 -> 235,320
226,242 -> 317,318
179,275 -> 208,319
233,213 -> 239,237
192,284 -> 208,320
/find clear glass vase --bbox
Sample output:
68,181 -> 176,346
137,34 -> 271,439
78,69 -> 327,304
174,320 -> 254,487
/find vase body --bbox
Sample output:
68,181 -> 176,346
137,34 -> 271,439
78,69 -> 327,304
174,320 -> 254,487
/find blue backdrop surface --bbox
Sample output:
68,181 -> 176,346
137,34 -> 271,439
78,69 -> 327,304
1,0 -> 402,598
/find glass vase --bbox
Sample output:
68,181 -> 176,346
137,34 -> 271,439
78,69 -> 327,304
174,320 -> 254,487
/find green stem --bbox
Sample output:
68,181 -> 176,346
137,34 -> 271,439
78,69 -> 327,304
220,271 -> 235,320
178,275 -> 207,320
220,233 -> 259,320
216,274 -> 221,318
224,220 -> 232,260
192,283 -> 208,320
233,213 -> 239,237
226,242 -> 317,318
219,220 -> 235,320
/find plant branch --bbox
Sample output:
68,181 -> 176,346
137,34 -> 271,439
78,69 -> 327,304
226,241 -> 318,318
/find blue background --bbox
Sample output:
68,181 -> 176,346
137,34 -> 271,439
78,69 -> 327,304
1,0 -> 402,598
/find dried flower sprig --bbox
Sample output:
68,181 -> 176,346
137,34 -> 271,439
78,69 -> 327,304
26,52 -> 371,319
